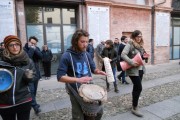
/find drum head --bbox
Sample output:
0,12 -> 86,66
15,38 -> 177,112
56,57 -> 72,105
0,68 -> 13,93
79,84 -> 106,101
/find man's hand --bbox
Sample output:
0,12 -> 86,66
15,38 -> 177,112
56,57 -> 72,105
94,69 -> 107,76
78,76 -> 92,83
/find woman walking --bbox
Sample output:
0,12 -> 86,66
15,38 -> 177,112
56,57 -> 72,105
121,30 -> 148,117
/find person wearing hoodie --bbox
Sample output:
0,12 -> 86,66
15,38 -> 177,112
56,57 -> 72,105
23,36 -> 42,115
57,29 -> 106,120
121,30 -> 148,117
0,35 -> 35,120
86,38 -> 94,59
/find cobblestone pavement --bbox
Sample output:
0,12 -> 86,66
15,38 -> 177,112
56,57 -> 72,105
30,61 -> 180,120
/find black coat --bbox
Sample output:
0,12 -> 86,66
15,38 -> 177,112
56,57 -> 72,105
116,43 -> 126,71
0,59 -> 35,108
101,47 -> 117,71
24,43 -> 42,81
41,50 -> 53,62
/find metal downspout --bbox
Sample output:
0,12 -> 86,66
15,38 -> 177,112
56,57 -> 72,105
151,0 -> 166,64
14,0 -> 20,37
81,0 -> 85,29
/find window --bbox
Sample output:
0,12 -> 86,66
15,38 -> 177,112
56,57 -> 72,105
47,18 -> 52,24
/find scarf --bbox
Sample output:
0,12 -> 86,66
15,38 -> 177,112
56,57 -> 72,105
132,40 -> 146,55
2,50 -> 30,66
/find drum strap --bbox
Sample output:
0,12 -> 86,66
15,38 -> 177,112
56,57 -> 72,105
68,53 -> 102,116
69,53 -> 93,91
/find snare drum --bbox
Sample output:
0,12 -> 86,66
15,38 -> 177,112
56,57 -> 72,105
0,68 -> 13,93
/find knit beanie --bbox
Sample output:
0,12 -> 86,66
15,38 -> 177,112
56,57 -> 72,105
3,35 -> 22,49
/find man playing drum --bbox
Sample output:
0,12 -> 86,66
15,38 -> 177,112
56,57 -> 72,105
57,29 -> 106,120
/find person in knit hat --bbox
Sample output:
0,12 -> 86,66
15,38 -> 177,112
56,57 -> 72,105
0,35 -> 35,120
3,35 -> 22,49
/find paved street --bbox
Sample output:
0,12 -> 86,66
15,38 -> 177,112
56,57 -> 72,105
0,60 -> 180,120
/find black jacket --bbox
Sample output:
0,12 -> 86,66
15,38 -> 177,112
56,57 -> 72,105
101,47 -> 117,71
24,43 -> 42,81
0,60 -> 35,108
41,49 -> 53,62
0,48 -> 4,60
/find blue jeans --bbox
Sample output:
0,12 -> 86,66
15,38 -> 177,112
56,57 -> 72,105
28,80 -> 39,109
119,71 -> 126,83
106,67 -> 117,88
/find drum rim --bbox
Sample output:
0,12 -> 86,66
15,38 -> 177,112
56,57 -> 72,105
0,68 -> 13,93
79,84 -> 106,101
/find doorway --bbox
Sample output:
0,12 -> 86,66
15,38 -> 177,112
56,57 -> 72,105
25,6 -> 77,74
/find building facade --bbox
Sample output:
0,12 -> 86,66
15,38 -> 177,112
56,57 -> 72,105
0,0 -> 175,74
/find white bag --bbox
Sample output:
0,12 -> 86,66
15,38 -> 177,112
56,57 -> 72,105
103,57 -> 115,83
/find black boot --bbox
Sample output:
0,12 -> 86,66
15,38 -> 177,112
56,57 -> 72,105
106,82 -> 110,92
117,74 -> 121,81
114,84 -> 119,93
33,105 -> 41,115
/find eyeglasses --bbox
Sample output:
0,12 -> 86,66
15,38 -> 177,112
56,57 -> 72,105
8,43 -> 20,48
137,35 -> 142,38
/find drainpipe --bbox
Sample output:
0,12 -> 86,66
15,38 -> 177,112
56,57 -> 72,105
15,0 -> 20,37
151,0 -> 166,64
81,0 -> 85,29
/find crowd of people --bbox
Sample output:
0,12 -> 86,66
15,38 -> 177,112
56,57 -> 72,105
0,29 -> 149,119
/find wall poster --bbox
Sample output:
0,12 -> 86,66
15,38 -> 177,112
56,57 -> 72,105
155,12 -> 170,46
88,6 -> 110,48
0,0 -> 15,42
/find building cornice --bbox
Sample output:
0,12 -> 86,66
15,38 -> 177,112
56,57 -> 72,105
85,0 -> 172,12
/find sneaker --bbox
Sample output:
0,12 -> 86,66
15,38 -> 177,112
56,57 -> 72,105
131,107 -> 143,117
